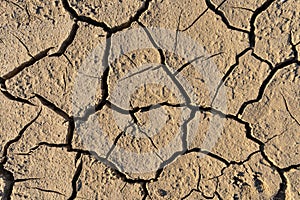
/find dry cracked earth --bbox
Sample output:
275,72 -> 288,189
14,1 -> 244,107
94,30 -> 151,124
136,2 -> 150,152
0,0 -> 300,199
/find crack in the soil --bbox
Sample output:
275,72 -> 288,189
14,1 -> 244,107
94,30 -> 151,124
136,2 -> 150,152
281,93 -> 300,127
1,0 -> 299,198
61,0 -> 152,34
138,21 -> 192,104
26,186 -> 66,196
1,47 -> 53,80
0,166 -> 14,200
251,50 -> 274,70
34,94 -> 70,121
205,0 -> 249,34
67,155 -> 83,200
0,109 -> 42,165
249,0 -> 275,48
181,165 -> 223,199
174,52 -> 223,76
11,34 -> 34,58
0,109 -> 42,200
237,57 -> 300,116
180,8 -> 209,32
211,47 -> 252,107
49,21 -> 79,57
0,85 -> 35,106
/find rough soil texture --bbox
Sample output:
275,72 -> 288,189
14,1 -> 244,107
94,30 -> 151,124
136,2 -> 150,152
0,0 -> 299,200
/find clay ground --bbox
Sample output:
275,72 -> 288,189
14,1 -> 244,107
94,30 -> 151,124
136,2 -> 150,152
0,0 -> 300,199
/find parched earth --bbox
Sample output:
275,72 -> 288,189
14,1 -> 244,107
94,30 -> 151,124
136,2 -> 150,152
0,0 -> 299,199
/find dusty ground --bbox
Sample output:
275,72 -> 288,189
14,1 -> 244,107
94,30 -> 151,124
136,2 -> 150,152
0,0 -> 299,199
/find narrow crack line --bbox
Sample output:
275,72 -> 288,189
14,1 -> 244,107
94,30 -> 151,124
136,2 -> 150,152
0,109 -> 42,165
174,55 -> 205,76
237,57 -> 300,116
19,142 -> 67,155
27,186 -> 66,196
181,189 -> 198,200
113,104 -> 162,156
181,166 -> 202,199
2,47 -> 53,80
231,6 -> 255,12
180,8 -> 209,32
137,125 -> 159,150
202,178 -> 220,200
67,158 -> 83,200
185,148 -> 230,166
174,52 -> 223,76
138,21 -> 192,104
34,93 -> 70,120
0,166 -> 14,200
63,53 -> 75,68
11,33 -> 34,58
264,128 -> 288,144
120,66 -> 153,81
281,93 -> 300,126
106,123 -> 135,159
4,0 -> 23,9
4,0 -> 30,22
205,0 -> 249,33
249,0 -> 275,47
120,182 -> 127,193
204,51 -> 225,61
122,53 -> 138,67
105,101 -> 130,115
24,3 -> 31,22
211,47 -> 252,106
117,50 -> 152,80
105,131 -> 125,159
251,50 -> 274,70
215,0 -> 229,10
14,178 -> 40,182
49,22 -> 79,57
174,9 -> 183,52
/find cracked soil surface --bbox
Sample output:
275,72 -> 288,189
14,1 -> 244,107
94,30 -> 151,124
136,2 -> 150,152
0,0 -> 299,199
